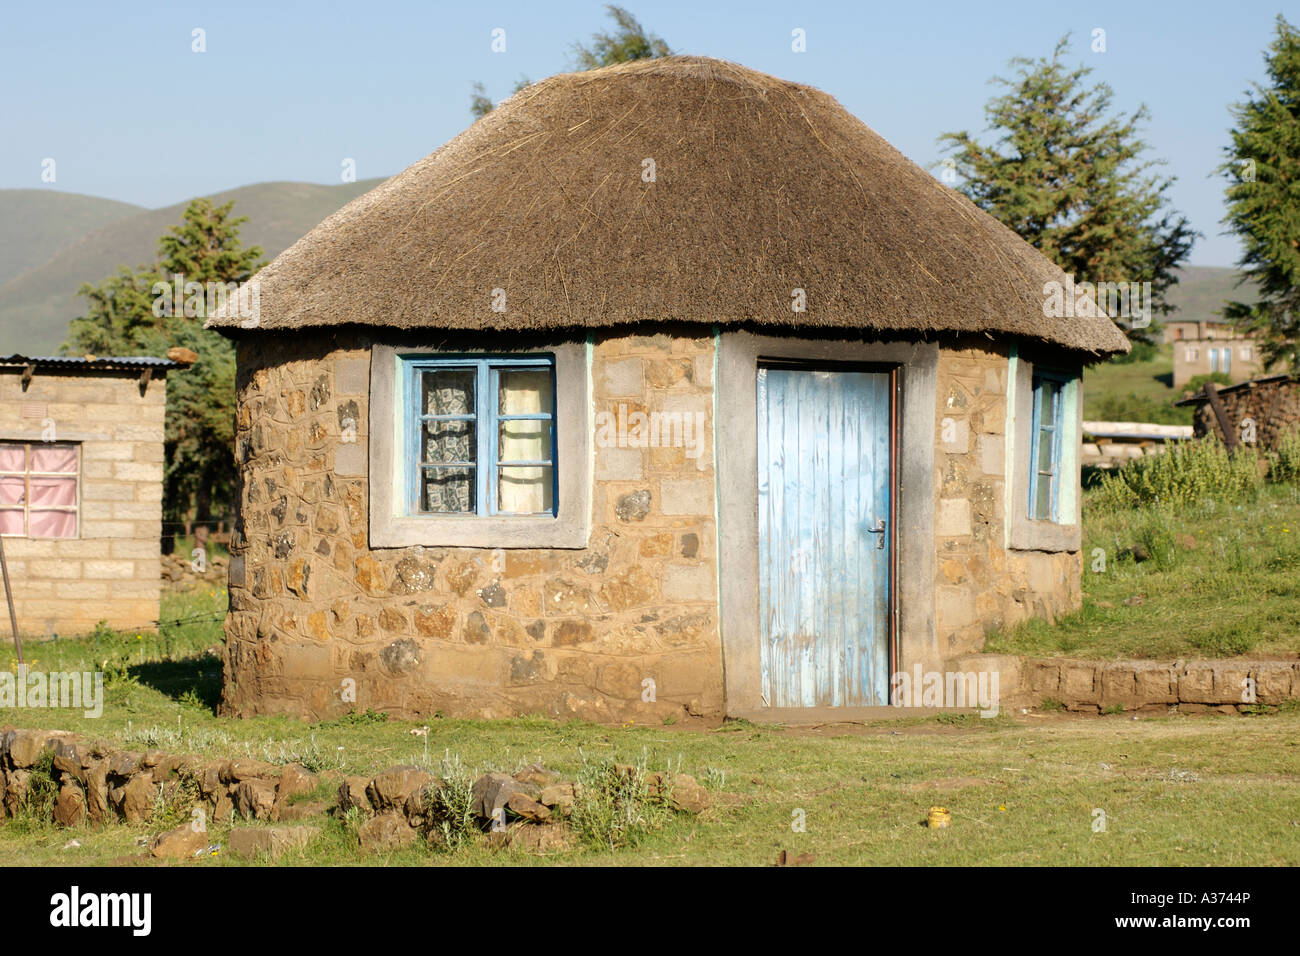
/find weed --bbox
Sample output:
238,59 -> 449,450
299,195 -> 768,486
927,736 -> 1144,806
569,750 -> 674,850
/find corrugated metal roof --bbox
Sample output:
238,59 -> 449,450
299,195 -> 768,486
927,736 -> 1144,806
0,354 -> 188,371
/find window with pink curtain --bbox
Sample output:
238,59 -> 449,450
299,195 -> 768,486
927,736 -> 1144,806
0,441 -> 79,538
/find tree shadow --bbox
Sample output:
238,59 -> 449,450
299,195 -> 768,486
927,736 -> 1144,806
129,652 -> 223,714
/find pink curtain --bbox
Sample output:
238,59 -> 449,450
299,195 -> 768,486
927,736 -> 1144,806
0,478 -> 22,505
28,477 -> 75,507
29,510 -> 75,538
0,445 -> 24,472
0,511 -> 21,535
30,445 -> 77,473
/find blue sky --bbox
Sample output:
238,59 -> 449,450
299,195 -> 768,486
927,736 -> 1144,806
1,0 -> 1289,266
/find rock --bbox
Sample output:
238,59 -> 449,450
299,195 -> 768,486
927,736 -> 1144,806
366,766 -> 434,814
140,749 -> 165,769
52,740 -> 83,777
471,772 -> 535,820
273,763 -> 319,818
1123,594 -> 1146,607
235,779 -> 277,820
506,792 -> 551,823
489,822 -> 572,853
513,763 -> 557,787
108,752 -> 142,779
227,759 -> 278,783
83,760 -> 109,823
539,783 -> 575,812
338,776 -> 373,814
54,783 -> 86,827
277,800 -> 330,822
5,729 -> 72,769
357,813 -> 417,852
149,822 -> 208,859
4,769 -> 30,817
229,825 -> 320,859
121,774 -> 156,823
648,772 -> 711,814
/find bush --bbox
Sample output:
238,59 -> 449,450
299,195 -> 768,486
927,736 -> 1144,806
1269,426 -> 1300,484
569,751 -> 675,850
1092,436 -> 1263,512
1181,372 -> 1233,398
1110,338 -> 1161,364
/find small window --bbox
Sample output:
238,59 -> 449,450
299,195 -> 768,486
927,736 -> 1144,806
1186,347 -> 1199,362
1028,374 -> 1065,521
1241,346 -> 1253,360
402,356 -> 557,517
0,442 -> 79,538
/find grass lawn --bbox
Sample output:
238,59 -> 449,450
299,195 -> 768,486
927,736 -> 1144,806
986,484 -> 1300,659
1082,344 -> 1191,425
0,582 -> 1298,866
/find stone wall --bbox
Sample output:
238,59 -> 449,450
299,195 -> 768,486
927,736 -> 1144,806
957,654 -> 1299,714
224,331 -> 723,723
0,368 -> 166,636
933,342 -> 1080,661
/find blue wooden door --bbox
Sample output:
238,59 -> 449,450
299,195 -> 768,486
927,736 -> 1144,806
757,365 -> 892,707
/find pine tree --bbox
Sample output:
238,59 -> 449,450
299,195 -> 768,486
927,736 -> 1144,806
938,37 -> 1195,341
1220,15 -> 1300,371
65,198 -> 262,530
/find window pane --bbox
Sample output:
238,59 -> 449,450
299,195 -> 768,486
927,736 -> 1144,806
498,466 -> 553,514
422,369 -> 475,415
1032,475 -> 1052,520
0,510 -> 23,535
30,444 -> 77,473
421,467 -> 475,514
1036,428 -> 1055,475
498,369 -> 554,416
29,510 -> 76,538
0,477 -> 23,505
0,444 -> 24,472
498,419 -> 552,463
423,419 -> 475,464
29,476 -> 76,507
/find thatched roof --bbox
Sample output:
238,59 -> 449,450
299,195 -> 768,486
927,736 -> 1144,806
208,56 -> 1129,356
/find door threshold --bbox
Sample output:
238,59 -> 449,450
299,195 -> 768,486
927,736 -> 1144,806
729,706 -> 983,724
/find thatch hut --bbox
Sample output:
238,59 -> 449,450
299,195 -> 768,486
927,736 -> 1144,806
209,56 -> 1128,721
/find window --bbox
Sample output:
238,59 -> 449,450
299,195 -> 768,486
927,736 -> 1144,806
0,442 -> 79,538
1028,373 -> 1066,521
402,355 -> 557,518
1185,347 -> 1199,362
1241,346 -> 1253,361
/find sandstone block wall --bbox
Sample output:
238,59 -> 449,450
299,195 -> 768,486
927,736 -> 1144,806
0,369 -> 166,636
225,332 -> 723,723
933,343 -> 1080,659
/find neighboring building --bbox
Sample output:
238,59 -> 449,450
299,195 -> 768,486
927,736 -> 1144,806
1171,322 -> 1262,388
0,354 -> 190,636
1162,317 -> 1232,343
208,57 -> 1128,722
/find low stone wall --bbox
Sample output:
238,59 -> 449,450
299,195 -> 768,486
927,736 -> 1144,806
954,655 -> 1299,714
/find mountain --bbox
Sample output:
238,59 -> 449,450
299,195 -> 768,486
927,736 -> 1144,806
0,179 -> 386,353
0,190 -> 143,287
1162,265 -> 1257,324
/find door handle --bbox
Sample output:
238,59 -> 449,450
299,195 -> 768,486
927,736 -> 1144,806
866,518 -> 886,549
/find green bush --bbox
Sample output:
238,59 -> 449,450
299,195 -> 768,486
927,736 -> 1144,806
1111,338 -> 1161,364
1182,372 -> 1233,397
1269,426 -> 1300,484
1092,436 -> 1263,512
570,751 -> 675,850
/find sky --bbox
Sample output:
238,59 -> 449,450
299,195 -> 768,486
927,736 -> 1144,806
0,0 -> 1290,267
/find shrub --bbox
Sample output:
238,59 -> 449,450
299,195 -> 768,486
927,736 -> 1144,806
1092,436 -> 1263,512
570,751 -> 674,850
1110,338 -> 1161,364
1269,426 -> 1300,484
1182,372 -> 1233,398
424,752 -> 478,850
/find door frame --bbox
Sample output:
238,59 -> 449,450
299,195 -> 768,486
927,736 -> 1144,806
715,330 -> 939,718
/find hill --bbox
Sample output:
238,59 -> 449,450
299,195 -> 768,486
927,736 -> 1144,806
0,189 -> 143,287
0,179 -> 386,353
1162,264 -> 1257,324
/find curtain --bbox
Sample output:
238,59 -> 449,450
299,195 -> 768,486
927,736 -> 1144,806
498,370 -> 553,514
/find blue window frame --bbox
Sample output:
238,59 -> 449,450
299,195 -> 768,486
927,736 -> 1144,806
1028,371 -> 1067,521
400,354 -> 557,517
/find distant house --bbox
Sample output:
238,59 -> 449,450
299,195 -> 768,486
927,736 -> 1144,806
0,354 -> 190,637
208,57 -> 1128,722
1169,319 -> 1262,388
